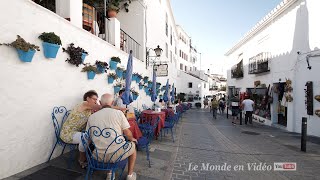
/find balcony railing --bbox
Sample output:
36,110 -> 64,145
231,60 -> 244,79
120,29 -> 141,59
249,52 -> 271,74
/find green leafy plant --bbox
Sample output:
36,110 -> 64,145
156,82 -> 161,86
108,72 -> 118,78
111,56 -> 121,63
143,76 -> 149,80
107,0 -> 132,13
95,60 -> 109,69
38,32 -> 62,45
1,35 -> 40,51
81,63 -> 98,73
148,80 -> 152,84
62,43 -> 88,67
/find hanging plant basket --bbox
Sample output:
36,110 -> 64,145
16,49 -> 36,62
114,86 -> 121,94
87,71 -> 96,80
39,32 -> 62,59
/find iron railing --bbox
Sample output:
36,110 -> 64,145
249,52 -> 271,74
120,29 -> 141,59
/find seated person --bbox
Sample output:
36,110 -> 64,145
60,90 -> 101,168
113,89 -> 126,108
86,93 -> 137,180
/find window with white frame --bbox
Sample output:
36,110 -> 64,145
180,63 -> 183,70
165,13 -> 168,36
188,82 -> 192,88
170,50 -> 172,63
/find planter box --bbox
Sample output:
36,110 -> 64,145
16,49 -> 36,62
42,42 -> 60,59
87,71 -> 96,80
108,76 -> 115,84
81,53 -> 88,63
109,60 -> 118,70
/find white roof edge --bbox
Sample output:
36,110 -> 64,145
224,0 -> 298,56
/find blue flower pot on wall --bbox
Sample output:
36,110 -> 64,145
16,49 -> 36,62
109,60 -> 118,70
156,84 -> 161,89
136,77 -> 141,83
81,53 -> 87,63
114,86 -> 121,94
139,84 -> 143,90
97,65 -> 105,74
148,83 -> 152,88
133,94 -> 138,101
132,75 -> 137,82
116,69 -> 123,78
108,76 -> 115,84
87,71 -> 96,80
42,42 -> 60,59
143,78 -> 148,83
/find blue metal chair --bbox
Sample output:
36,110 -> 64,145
161,114 -> 176,142
81,126 -> 133,180
47,106 -> 76,168
134,108 -> 141,123
138,116 -> 160,143
137,136 -> 151,167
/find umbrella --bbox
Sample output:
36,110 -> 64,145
121,51 -> 133,105
163,79 -> 169,102
170,83 -> 175,103
151,69 -> 157,103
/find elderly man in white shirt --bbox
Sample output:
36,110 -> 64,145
86,93 -> 137,180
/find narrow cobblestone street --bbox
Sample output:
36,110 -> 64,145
171,109 -> 320,180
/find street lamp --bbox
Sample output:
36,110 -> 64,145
146,45 -> 163,69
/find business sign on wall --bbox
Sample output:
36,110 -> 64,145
153,64 -> 168,77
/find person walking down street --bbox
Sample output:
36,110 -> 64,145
230,94 -> 240,125
203,97 -> 209,109
211,97 -> 219,119
241,95 -> 255,125
219,98 -> 226,114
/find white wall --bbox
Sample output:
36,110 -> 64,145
0,1 -> 155,178
226,0 -> 320,137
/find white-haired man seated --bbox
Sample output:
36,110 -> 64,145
86,93 -> 137,180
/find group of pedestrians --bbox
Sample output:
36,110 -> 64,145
208,94 -> 255,126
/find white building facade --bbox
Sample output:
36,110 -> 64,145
0,0 -> 209,178
226,0 -> 320,137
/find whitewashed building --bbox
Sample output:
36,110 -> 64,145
225,0 -> 320,137
0,0 -> 208,178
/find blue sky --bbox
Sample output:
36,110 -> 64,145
171,0 -> 282,75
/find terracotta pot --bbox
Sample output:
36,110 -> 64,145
108,10 -> 117,18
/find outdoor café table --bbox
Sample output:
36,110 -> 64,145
161,108 -> 174,118
141,110 -> 165,137
127,118 -> 143,140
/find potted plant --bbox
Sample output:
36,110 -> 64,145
143,76 -> 149,83
156,82 -> 161,89
38,32 -> 62,59
147,80 -> 152,88
131,89 -> 139,101
81,63 -> 98,80
132,72 -> 139,82
107,72 -> 118,84
1,35 -> 40,62
107,0 -> 132,18
138,82 -> 144,90
95,60 -> 109,74
116,66 -> 125,78
63,43 -> 88,67
122,69 -> 127,78
135,73 -> 142,83
114,81 -> 123,94
109,56 -> 121,70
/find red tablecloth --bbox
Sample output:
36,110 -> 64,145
141,110 -> 166,136
161,108 -> 175,118
128,118 -> 142,140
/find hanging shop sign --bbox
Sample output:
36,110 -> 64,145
153,64 -> 168,77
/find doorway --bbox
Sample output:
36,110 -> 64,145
273,83 -> 287,126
